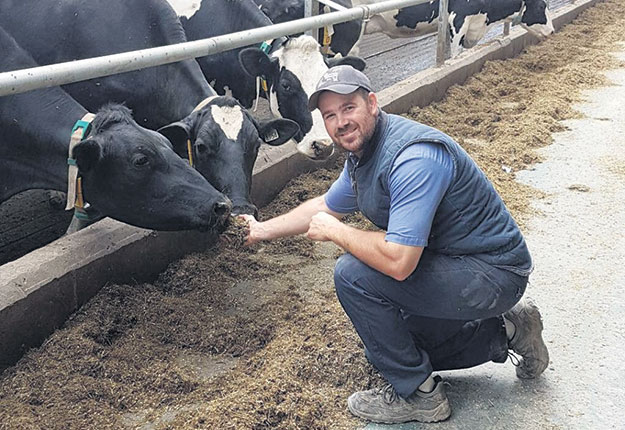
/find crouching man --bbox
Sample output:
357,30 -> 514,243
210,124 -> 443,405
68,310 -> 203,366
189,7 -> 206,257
241,65 -> 549,424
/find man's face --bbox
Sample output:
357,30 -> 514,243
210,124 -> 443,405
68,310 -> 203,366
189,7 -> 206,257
317,90 -> 378,156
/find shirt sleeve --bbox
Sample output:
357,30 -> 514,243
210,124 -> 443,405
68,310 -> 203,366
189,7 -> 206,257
385,143 -> 454,247
324,162 -> 359,214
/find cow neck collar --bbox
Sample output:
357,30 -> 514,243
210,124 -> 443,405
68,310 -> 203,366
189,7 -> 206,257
66,113 -> 96,220
260,36 -> 289,55
192,95 -> 219,113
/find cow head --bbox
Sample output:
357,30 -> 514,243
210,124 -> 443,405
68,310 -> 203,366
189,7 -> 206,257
239,35 -> 366,161
521,0 -> 554,39
72,104 -> 232,232
158,96 -> 299,217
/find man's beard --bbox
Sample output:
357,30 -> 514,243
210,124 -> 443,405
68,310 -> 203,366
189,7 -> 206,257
336,117 -> 376,154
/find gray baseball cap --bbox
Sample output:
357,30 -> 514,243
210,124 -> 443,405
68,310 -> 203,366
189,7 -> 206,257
308,65 -> 373,111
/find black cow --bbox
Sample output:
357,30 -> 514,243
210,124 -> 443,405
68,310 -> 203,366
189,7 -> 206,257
0,0 -> 298,216
167,0 -> 366,160
0,25 -> 231,232
0,0 -> 213,131
254,0 -> 554,56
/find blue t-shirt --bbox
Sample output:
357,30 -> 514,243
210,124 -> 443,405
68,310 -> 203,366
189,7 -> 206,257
325,142 -> 453,247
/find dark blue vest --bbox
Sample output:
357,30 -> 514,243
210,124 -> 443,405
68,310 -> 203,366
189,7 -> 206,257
346,111 -> 532,276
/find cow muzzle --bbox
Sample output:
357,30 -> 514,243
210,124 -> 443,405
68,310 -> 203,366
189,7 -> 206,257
205,198 -> 232,233
296,138 -> 335,161
231,203 -> 259,219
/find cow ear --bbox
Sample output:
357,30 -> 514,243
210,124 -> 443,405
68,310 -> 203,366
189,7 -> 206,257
158,121 -> 192,158
72,138 -> 102,172
325,55 -> 366,71
257,118 -> 300,146
239,48 -> 279,79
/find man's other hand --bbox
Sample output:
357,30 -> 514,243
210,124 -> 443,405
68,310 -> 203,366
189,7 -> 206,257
307,211 -> 342,242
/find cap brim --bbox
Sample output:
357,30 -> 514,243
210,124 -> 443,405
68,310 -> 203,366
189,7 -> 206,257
307,83 -> 361,111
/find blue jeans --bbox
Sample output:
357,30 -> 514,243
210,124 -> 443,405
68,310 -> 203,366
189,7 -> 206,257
333,250 -> 527,398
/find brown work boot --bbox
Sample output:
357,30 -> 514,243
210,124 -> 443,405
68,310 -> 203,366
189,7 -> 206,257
504,297 -> 550,379
347,376 -> 451,424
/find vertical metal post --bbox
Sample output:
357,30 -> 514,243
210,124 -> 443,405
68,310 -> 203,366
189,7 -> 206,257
504,22 -> 510,36
304,0 -> 320,37
436,0 -> 450,66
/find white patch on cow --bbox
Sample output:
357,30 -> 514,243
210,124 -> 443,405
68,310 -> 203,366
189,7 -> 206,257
269,87 -> 281,119
271,36 -> 328,100
522,6 -> 555,38
454,13 -> 489,50
210,104 -> 244,141
167,0 -> 202,19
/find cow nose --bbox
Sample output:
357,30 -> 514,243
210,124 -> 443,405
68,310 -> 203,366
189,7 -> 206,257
232,204 -> 259,219
311,139 -> 335,160
295,138 -> 335,160
213,199 -> 232,222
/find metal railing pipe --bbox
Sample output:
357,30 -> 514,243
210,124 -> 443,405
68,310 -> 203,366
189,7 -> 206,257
318,0 -> 349,11
0,0 -> 428,97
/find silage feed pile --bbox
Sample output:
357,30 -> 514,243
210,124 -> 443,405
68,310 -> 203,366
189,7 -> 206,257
1,1 -> 624,429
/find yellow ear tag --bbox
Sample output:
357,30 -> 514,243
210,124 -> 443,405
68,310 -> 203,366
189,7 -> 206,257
323,27 -> 332,46
261,78 -> 268,92
186,139 -> 194,167
75,177 -> 85,209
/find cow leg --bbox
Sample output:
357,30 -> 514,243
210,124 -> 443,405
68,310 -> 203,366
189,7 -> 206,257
346,15 -> 373,57
450,34 -> 464,57
347,40 -> 362,57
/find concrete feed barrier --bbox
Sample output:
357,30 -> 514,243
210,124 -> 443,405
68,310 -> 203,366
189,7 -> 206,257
0,0 -> 602,370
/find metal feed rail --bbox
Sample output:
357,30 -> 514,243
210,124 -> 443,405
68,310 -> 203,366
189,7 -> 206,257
0,0 -> 439,97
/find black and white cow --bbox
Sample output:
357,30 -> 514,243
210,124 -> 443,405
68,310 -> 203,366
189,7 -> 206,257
254,0 -> 554,56
158,96 -> 300,217
0,25 -> 231,232
385,0 -> 554,54
252,0 -> 360,57
0,0 -> 298,216
167,0 -> 366,160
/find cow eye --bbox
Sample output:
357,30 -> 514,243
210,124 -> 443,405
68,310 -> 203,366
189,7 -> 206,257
132,154 -> 149,167
196,142 -> 208,154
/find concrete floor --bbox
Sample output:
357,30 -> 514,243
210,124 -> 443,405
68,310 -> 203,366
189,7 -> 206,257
366,44 -> 625,430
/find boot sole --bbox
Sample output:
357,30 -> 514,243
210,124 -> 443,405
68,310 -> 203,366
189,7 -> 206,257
513,299 -> 550,379
347,397 -> 452,424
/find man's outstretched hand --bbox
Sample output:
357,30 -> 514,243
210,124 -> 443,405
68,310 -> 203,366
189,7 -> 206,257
238,214 -> 260,246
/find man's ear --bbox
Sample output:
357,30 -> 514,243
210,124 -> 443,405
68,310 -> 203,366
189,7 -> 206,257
367,91 -> 379,113
326,55 -> 366,71
239,48 -> 280,79
258,118 -> 300,146
158,120 -> 193,158
72,138 -> 102,172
